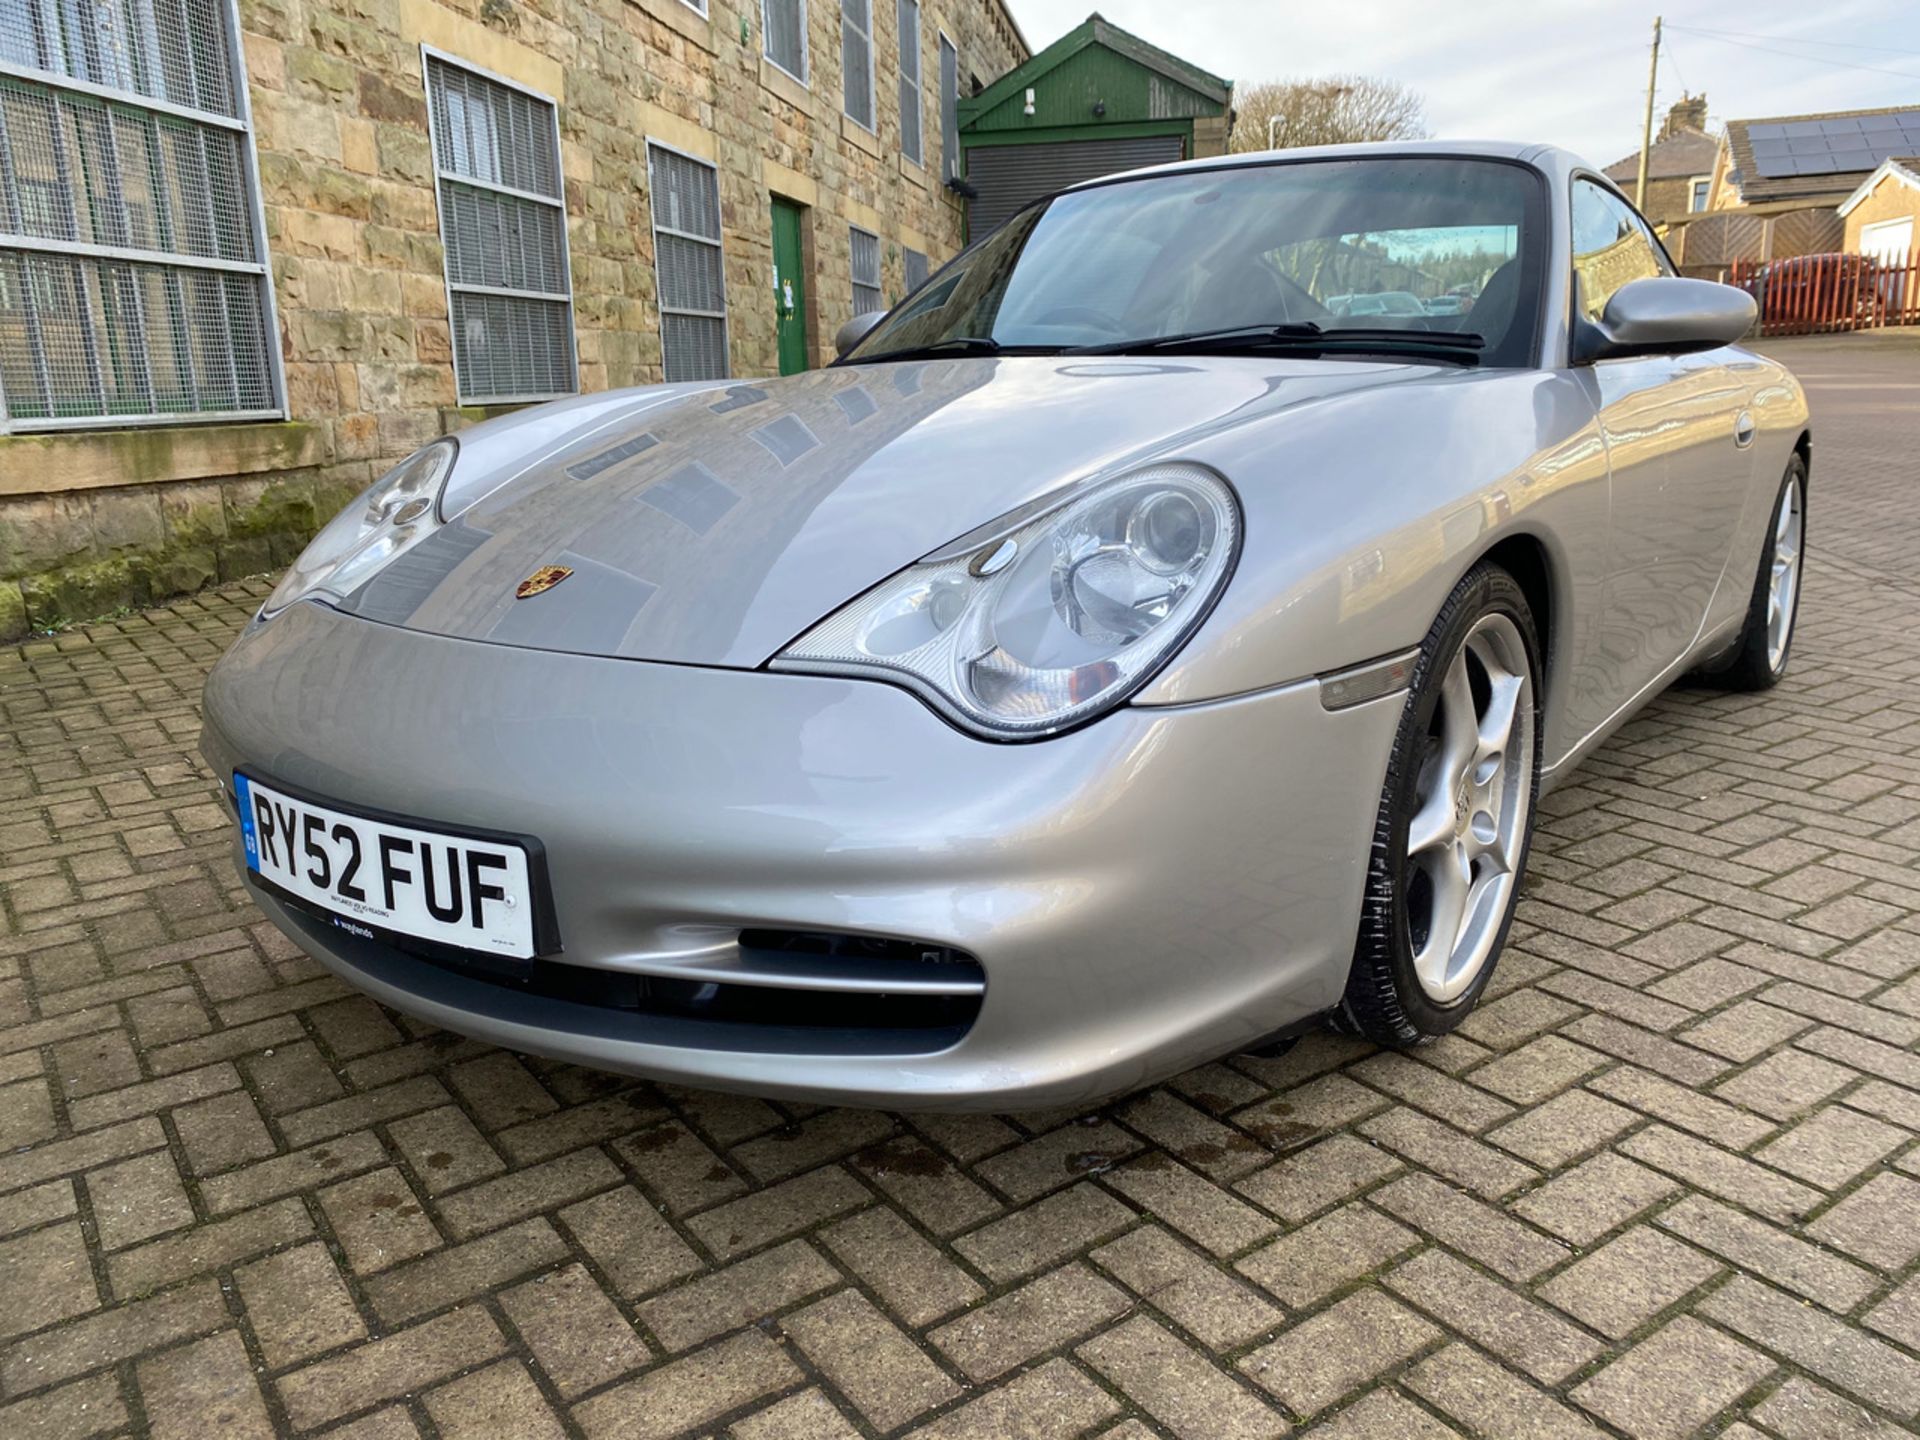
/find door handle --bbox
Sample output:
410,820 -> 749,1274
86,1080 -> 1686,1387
1733,410 -> 1756,449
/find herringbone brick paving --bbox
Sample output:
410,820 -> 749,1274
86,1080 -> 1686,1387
1,334 -> 1917,1437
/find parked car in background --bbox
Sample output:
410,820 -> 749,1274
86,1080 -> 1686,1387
1424,295 -> 1469,316
1327,290 -> 1429,318
1735,252 -> 1886,326
202,142 -> 1807,1109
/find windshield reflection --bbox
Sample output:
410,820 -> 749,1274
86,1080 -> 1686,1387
848,157 -> 1544,368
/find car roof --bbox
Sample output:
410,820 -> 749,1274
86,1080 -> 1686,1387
1063,139 -> 1586,192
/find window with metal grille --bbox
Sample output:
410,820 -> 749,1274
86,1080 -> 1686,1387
763,0 -> 806,83
425,51 -> 575,404
850,225 -> 881,315
649,143 -> 728,382
904,247 -> 928,292
0,0 -> 280,431
939,34 -> 959,183
841,0 -> 873,130
896,0 -> 921,165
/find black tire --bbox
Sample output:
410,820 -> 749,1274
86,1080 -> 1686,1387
1696,454 -> 1807,692
1341,562 -> 1543,1046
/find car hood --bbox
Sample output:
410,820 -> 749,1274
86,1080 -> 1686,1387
334,356 -> 1434,667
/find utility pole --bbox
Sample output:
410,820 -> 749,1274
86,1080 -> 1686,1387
1635,15 -> 1662,209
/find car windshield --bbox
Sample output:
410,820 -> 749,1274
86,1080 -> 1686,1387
847,156 -> 1543,367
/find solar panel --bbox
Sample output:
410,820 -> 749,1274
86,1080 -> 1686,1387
1747,111 -> 1920,178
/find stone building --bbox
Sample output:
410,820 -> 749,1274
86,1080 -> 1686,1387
0,0 -> 1030,635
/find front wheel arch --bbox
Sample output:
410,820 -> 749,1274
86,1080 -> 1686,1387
1478,532 -> 1557,711
1341,561 -> 1544,1044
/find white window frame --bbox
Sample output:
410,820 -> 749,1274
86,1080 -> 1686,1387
421,45 -> 577,406
1688,175 -> 1712,212
681,0 -> 710,13
849,223 -> 882,315
0,0 -> 285,434
647,139 -> 730,382
938,31 -> 960,184
896,0 -> 922,167
841,0 -> 876,132
762,0 -> 809,85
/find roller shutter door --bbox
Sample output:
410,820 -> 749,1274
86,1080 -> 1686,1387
966,135 -> 1187,238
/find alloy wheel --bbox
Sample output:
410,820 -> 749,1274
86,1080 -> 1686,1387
1767,478 -> 1804,672
1403,612 -> 1535,1003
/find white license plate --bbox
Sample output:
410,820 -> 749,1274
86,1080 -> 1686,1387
236,774 -> 537,959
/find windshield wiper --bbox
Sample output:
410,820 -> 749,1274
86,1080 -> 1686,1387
1066,323 -> 1486,362
844,336 -> 1060,365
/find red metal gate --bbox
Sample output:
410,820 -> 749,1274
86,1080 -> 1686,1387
1731,250 -> 1920,336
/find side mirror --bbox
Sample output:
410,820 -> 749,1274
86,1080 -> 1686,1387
1575,276 -> 1757,362
835,311 -> 886,358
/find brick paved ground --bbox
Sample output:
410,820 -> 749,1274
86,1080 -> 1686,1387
1,335 -> 1917,1437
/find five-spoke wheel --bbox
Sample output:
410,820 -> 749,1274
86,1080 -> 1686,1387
1344,562 -> 1542,1044
1403,612 -> 1535,1005
1766,476 -> 1803,673
1701,453 -> 1808,692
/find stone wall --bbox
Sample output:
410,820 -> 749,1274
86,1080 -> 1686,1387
0,0 -> 1026,637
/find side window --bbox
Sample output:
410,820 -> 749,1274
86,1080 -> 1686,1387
939,35 -> 960,182
764,0 -> 807,82
850,226 -> 882,316
428,55 -> 577,403
897,0 -> 922,166
841,0 -> 875,129
1570,179 -> 1667,323
648,144 -> 729,382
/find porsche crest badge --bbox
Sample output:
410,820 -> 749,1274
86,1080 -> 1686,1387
515,565 -> 573,599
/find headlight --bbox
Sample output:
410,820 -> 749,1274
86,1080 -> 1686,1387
774,464 -> 1240,738
260,438 -> 459,619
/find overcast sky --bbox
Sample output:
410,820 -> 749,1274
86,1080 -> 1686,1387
1002,1 -> 1920,167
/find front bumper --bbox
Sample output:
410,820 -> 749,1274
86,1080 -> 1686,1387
201,602 -> 1401,1109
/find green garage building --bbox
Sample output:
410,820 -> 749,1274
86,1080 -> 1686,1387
958,14 -> 1234,238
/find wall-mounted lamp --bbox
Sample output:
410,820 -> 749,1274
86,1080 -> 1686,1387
1092,100 -> 1106,118
1023,87 -> 1035,116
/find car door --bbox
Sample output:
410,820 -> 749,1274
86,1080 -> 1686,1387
1573,177 -> 1751,705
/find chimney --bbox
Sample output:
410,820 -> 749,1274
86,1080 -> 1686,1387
1660,93 -> 1709,140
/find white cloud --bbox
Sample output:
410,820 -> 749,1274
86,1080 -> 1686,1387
1002,0 -> 1920,167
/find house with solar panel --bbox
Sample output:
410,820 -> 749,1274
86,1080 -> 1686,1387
1664,102 -> 1920,274
1712,103 -> 1920,218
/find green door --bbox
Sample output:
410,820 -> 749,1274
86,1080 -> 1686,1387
771,198 -> 808,375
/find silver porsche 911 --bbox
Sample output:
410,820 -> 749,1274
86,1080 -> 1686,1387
202,141 -> 1809,1110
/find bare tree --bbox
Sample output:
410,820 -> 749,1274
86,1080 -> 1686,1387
1230,75 -> 1428,153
